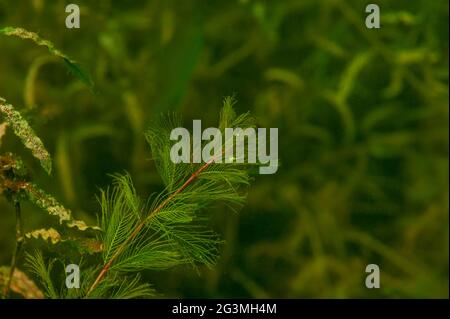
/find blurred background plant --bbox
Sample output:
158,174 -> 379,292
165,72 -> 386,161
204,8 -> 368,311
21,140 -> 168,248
0,0 -> 448,298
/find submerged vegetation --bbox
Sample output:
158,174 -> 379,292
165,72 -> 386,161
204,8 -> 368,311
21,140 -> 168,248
1,30 -> 259,296
1,27 -> 259,297
0,0 -> 448,298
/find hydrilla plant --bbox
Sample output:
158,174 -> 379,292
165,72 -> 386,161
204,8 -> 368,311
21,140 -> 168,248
1,27 -> 260,299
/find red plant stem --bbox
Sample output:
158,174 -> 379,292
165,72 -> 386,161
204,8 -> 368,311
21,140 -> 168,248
86,158 -> 215,297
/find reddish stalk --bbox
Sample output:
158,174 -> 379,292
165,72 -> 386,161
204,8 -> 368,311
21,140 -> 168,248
86,158 -> 215,297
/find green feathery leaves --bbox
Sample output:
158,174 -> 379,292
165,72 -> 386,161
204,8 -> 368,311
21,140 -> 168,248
86,272 -> 155,299
88,97 -> 259,296
106,275 -> 155,299
25,251 -> 59,299
100,174 -> 142,263
21,97 -> 260,298
145,113 -> 190,192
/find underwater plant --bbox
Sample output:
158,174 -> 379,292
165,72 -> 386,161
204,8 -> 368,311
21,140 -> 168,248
1,27 -> 260,298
